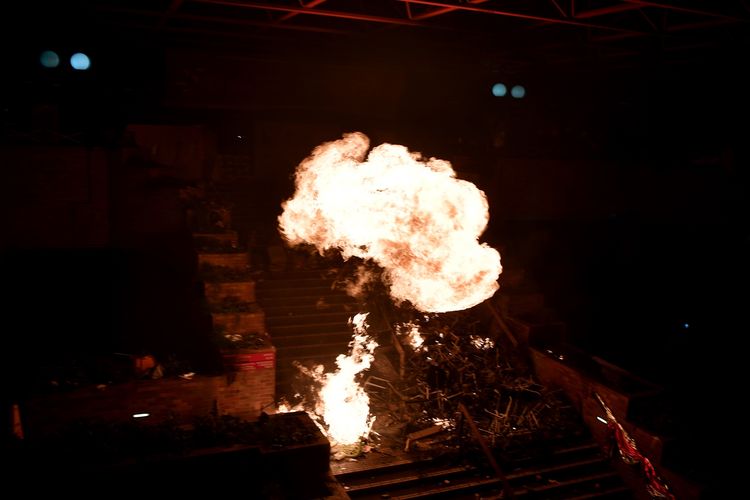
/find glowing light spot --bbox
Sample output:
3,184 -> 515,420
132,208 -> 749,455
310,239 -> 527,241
132,413 -> 150,418
511,85 -> 526,99
491,83 -> 507,97
683,323 -> 689,329
597,416 -> 607,424
39,50 -> 59,68
70,52 -> 90,70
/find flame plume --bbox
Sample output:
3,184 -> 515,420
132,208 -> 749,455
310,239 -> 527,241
279,132 -> 501,313
280,313 -> 378,446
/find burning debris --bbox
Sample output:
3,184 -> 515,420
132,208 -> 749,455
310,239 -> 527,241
275,134 -> 576,463
365,311 -> 582,453
279,313 -> 378,453
278,132 -> 502,313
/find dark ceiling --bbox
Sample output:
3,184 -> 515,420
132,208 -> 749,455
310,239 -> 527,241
3,1 -> 749,152
7,1 -> 750,73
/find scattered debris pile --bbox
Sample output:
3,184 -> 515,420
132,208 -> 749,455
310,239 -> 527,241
366,309 -> 583,453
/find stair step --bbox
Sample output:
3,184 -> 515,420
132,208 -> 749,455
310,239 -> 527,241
256,277 -> 337,290
270,331 -> 355,348
266,310 -> 354,327
514,470 -> 621,497
259,294 -> 360,309
508,456 -> 608,483
274,342 -> 352,360
262,302 -> 357,317
256,285 -> 344,298
343,465 -> 475,494
268,321 -> 360,336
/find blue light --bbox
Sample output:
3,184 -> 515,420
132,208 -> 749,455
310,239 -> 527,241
491,83 -> 507,97
40,50 -> 60,68
683,323 -> 689,329
70,52 -> 91,70
511,85 -> 526,99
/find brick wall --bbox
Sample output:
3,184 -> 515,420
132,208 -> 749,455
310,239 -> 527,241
22,347 -> 276,439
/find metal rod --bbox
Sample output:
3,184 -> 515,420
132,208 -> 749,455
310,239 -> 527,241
458,402 -> 514,498
279,0 -> 327,23
396,0 -> 647,33
195,0 -> 422,26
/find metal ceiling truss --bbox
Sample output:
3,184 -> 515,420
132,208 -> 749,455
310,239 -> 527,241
98,1 -> 749,33
91,1 -> 749,65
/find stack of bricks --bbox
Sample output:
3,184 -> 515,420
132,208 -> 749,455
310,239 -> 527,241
194,230 -> 266,335
192,205 -> 274,421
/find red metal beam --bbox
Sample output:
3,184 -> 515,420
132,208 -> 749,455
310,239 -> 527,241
193,0 -> 422,27
396,0 -> 647,33
410,0 -> 488,21
622,0 -> 748,22
549,0 -> 569,18
575,3 -> 641,19
279,0 -> 327,23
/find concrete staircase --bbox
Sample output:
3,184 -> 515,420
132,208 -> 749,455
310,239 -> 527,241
256,268 -> 364,397
335,434 -> 632,499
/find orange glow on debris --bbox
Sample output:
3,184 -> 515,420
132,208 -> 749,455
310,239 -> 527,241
397,321 -> 425,350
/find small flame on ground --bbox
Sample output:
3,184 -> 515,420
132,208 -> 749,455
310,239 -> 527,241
470,335 -> 495,350
397,321 -> 425,350
278,313 -> 378,446
279,132 -> 502,313
432,418 -> 454,429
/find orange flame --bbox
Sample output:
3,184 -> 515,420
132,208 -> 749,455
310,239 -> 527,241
279,132 -> 501,313
397,321 -> 425,350
280,313 -> 378,446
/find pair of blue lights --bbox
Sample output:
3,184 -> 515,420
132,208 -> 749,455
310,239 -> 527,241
492,83 -> 526,98
40,50 -> 91,70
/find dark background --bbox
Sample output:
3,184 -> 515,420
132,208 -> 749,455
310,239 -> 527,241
1,4 -> 747,471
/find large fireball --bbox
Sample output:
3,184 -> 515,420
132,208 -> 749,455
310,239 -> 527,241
279,132 -> 501,313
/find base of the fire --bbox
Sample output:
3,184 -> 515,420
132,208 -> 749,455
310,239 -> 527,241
276,306 -> 582,463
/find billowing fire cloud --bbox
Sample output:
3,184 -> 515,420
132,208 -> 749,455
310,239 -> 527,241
279,132 -> 502,313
